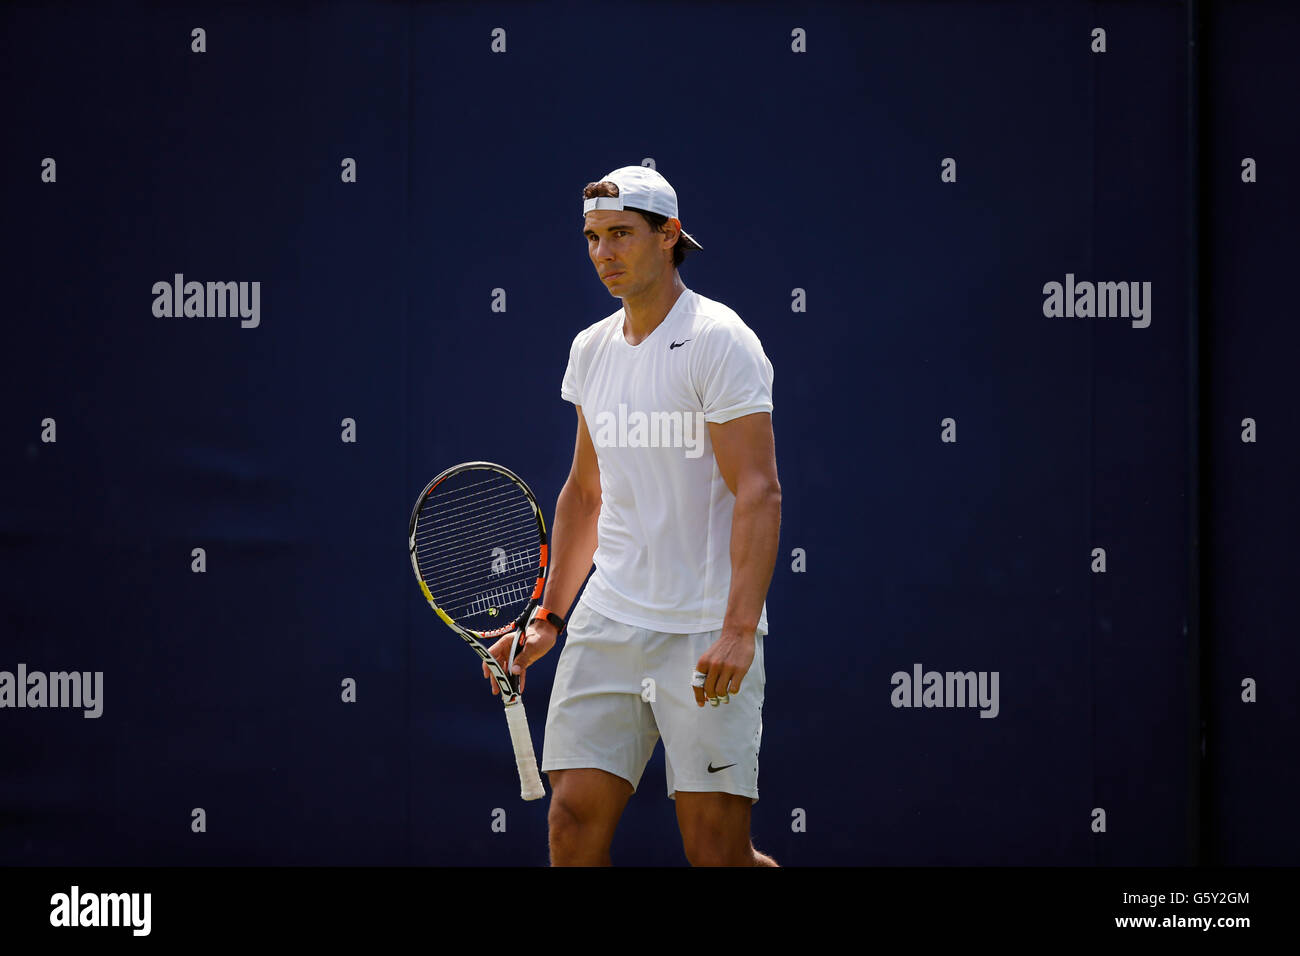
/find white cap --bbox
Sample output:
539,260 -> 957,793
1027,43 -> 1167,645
582,165 -> 703,250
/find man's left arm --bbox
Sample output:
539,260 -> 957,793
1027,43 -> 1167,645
693,411 -> 781,707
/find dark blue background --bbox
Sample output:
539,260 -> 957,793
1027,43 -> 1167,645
0,0 -> 1294,866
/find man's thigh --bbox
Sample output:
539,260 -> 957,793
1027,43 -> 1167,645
540,601 -> 660,792
673,791 -> 753,846
545,768 -> 635,866
547,767 -> 634,825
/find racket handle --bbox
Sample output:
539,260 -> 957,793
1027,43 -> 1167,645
503,698 -> 546,801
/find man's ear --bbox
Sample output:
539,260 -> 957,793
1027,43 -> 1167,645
666,218 -> 682,246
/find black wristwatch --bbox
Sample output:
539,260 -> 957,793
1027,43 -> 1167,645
531,606 -> 566,632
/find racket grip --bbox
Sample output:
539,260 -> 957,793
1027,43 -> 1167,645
503,698 -> 546,801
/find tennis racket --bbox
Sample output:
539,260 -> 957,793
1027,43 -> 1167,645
408,461 -> 548,801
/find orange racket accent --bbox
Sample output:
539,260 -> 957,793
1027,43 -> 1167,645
530,577 -> 544,601
539,543 -> 548,567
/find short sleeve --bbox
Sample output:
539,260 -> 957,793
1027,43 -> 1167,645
694,320 -> 774,424
560,329 -> 586,405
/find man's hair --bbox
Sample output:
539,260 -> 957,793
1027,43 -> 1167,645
582,180 -> 693,268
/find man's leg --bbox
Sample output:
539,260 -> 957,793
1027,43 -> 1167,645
539,602 -> 658,866
647,626 -> 771,867
547,768 -> 635,866
675,791 -> 778,867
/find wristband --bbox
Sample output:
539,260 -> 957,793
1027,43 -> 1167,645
531,606 -> 566,632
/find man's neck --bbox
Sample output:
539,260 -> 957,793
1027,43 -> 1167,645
622,272 -> 687,345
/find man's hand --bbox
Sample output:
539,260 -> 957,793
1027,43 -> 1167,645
483,618 -> 559,695
692,627 -> 756,707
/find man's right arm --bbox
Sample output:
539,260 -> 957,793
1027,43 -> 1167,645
538,404 -> 603,622
484,405 -> 601,692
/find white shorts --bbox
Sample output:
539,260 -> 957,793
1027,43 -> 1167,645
540,599 -> 765,802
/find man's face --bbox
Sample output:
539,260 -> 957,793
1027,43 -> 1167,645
583,209 -> 676,298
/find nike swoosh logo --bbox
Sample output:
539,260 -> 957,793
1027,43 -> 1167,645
707,762 -> 736,774
669,339 -> 691,350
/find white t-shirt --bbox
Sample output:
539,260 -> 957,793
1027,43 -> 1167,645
561,287 -> 773,635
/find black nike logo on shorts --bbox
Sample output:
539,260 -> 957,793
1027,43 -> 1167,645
707,762 -> 736,773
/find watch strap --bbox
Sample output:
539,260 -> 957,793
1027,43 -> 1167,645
531,606 -> 566,631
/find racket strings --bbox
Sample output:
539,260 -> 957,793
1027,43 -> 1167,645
426,545 -> 539,618
417,516 -> 539,593
416,519 -> 539,596
414,513 -> 538,582
412,483 -> 528,544
415,489 -> 538,578
420,535 -> 539,614
414,475 -> 530,550
463,579 -> 535,617
414,472 -> 542,621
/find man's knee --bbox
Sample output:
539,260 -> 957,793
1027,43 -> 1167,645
682,831 -> 776,867
547,788 -> 594,843
546,769 -> 631,864
683,839 -> 757,867
549,769 -> 629,822
680,818 -> 755,866
676,792 -> 764,867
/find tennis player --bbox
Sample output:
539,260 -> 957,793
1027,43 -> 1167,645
485,166 -> 781,866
